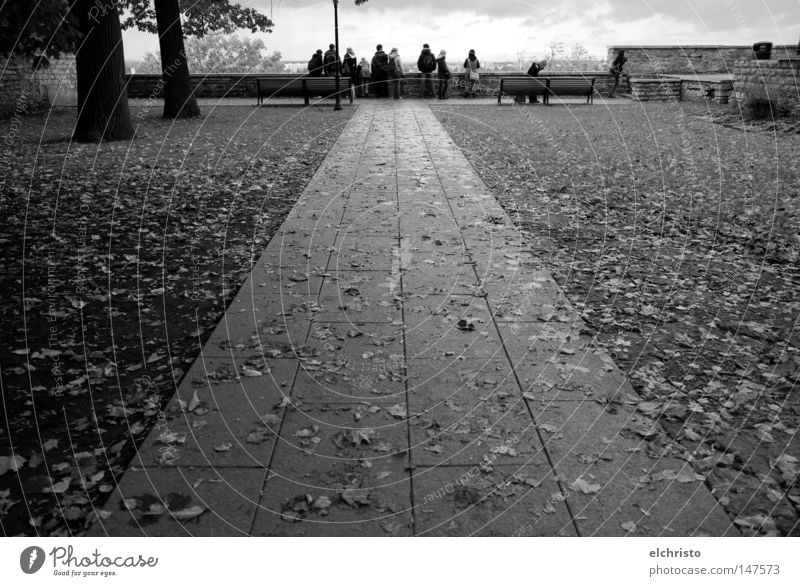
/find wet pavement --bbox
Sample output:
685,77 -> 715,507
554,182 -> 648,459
89,101 -> 737,537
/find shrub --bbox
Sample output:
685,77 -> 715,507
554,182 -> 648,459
742,85 -> 799,120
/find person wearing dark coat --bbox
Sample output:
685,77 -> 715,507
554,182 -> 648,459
323,43 -> 341,77
417,43 -> 437,98
371,44 -> 390,98
526,59 -> 547,103
609,49 -> 628,98
436,50 -> 450,100
308,49 -> 324,77
342,47 -> 358,100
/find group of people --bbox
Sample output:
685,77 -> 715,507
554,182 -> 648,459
307,45 -> 630,102
307,43 -> 486,100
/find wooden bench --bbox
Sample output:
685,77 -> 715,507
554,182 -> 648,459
497,77 -> 548,104
256,76 -> 353,106
498,76 -> 595,104
546,77 -> 595,104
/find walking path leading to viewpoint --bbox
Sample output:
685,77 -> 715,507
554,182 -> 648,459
91,101 -> 737,536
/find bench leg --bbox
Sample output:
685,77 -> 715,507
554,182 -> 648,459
304,94 -> 310,106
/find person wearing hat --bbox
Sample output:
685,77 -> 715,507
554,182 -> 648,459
342,47 -> 358,100
463,49 -> 480,98
417,43 -> 437,98
388,47 -> 404,99
436,50 -> 451,100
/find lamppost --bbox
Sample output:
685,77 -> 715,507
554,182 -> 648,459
333,0 -> 342,111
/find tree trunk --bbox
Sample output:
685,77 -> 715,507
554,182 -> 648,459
73,0 -> 134,142
154,0 -> 201,119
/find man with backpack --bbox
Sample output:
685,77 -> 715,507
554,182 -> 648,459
323,43 -> 340,77
417,43 -> 436,98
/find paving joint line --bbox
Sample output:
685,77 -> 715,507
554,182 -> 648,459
247,108 -> 373,535
394,107 -> 419,536
412,104 -> 582,536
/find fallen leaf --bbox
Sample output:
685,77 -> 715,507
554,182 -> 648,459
388,404 -> 407,419
187,390 -> 201,412
570,477 -> 601,495
0,455 -> 26,476
341,487 -> 370,507
170,505 -> 206,521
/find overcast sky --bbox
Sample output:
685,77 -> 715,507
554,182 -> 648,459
122,0 -> 799,62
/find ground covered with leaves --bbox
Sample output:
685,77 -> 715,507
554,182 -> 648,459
0,104 -> 352,536
434,101 -> 800,535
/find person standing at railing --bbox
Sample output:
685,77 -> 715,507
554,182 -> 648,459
342,48 -> 358,100
323,44 -> 341,77
436,50 -> 451,100
417,43 -> 437,98
388,48 -> 405,99
463,49 -> 480,98
308,49 -> 324,77
357,57 -> 371,98
371,44 -> 390,98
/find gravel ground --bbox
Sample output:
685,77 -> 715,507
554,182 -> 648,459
0,105 -> 353,536
433,101 -> 800,535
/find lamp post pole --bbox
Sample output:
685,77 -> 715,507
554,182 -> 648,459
333,0 -> 342,111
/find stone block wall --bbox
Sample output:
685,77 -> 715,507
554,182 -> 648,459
731,58 -> 800,113
0,55 -> 77,117
608,45 -> 797,76
681,79 -> 734,104
125,73 -> 256,99
629,77 -> 682,101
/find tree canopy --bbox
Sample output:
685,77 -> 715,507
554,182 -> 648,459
138,34 -> 283,73
122,0 -> 273,36
0,1 -> 81,63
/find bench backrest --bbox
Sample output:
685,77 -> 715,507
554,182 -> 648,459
547,78 -> 594,95
304,77 -> 351,94
501,77 -> 548,94
257,78 -> 305,94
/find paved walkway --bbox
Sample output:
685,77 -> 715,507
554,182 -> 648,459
90,101 -> 736,536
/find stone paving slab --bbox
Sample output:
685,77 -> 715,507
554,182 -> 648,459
91,101 -> 738,537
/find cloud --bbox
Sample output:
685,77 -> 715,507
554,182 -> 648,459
124,0 -> 798,61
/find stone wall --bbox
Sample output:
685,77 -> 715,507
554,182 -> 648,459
608,45 -> 797,76
0,55 -> 77,117
125,71 -> 617,101
681,78 -> 734,104
629,77 -> 682,102
731,57 -> 800,113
